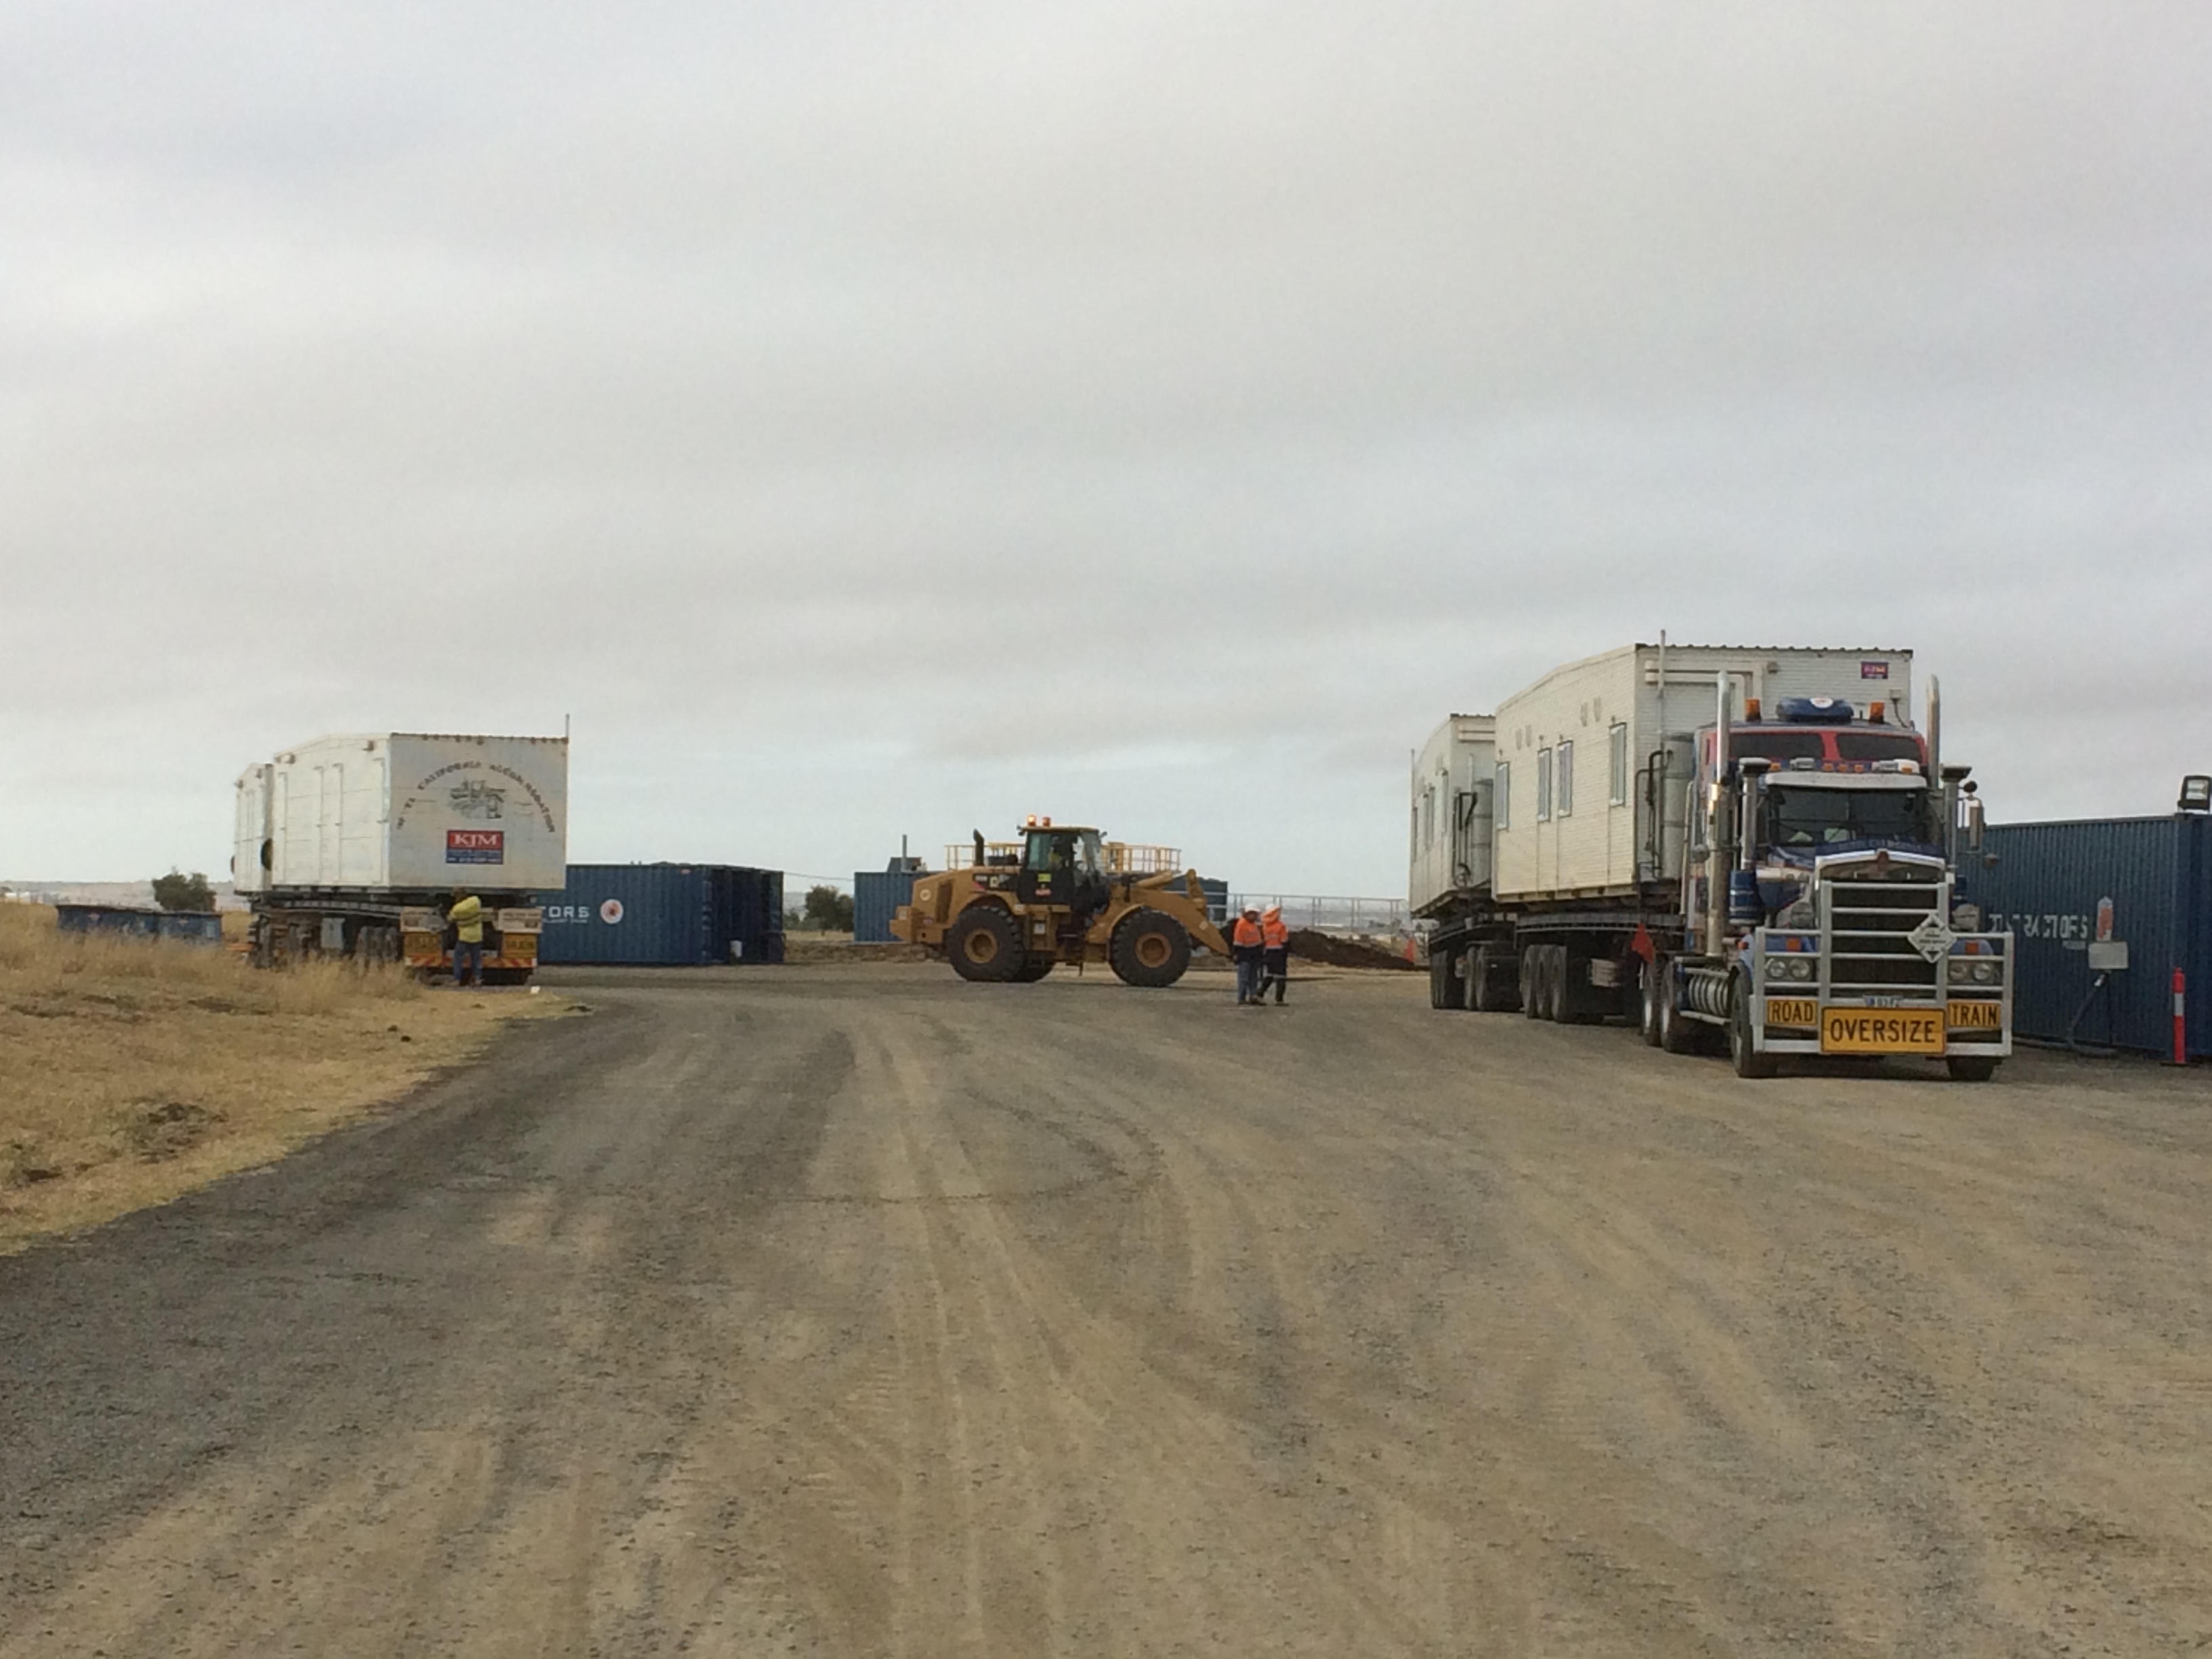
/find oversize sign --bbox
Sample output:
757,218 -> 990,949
446,828 -> 506,865
1822,1007 -> 1944,1054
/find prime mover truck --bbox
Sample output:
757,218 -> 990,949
232,732 -> 567,981
1410,642 -> 2013,1080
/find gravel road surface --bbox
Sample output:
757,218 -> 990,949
5,964 -> 2211,1656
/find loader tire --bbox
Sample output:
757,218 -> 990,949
1011,956 -> 1056,982
1110,909 -> 1191,987
947,905 -> 1025,983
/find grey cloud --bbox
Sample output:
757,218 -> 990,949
4,1 -> 2211,892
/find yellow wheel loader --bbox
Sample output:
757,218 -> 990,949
892,821 -> 1229,987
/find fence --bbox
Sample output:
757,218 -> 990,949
1225,895 -> 1412,935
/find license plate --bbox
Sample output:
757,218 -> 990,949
1947,999 -> 2002,1030
1822,1008 -> 1944,1054
1765,998 -> 1818,1027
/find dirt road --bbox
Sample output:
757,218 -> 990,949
5,964 -> 2211,1655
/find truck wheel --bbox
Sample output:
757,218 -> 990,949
1946,1055 -> 2000,1083
947,906 -> 1025,982
1110,909 -> 1191,987
1519,946 -> 1544,1020
1429,949 -> 1452,1008
1639,956 -> 1665,1046
1728,975 -> 1780,1079
1459,949 -> 1483,1010
1658,963 -> 1700,1054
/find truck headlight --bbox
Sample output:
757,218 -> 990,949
1971,960 -> 1998,985
1767,956 -> 1811,982
1948,958 -> 1970,985
1765,957 -> 1790,982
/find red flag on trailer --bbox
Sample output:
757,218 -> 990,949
1631,924 -> 1655,963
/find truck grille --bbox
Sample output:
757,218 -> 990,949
1826,876 -> 1942,997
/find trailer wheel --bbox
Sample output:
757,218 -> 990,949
1727,975 -> 1780,1079
1110,909 -> 1190,987
1946,1055 -> 2000,1083
1458,949 -> 1483,1010
1431,944 -> 1466,1010
948,905 -> 1025,982
1519,947 -> 1543,1019
1468,943 -> 1509,1012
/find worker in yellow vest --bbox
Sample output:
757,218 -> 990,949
447,889 -> 485,987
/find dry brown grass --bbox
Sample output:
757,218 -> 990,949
0,902 -> 564,1254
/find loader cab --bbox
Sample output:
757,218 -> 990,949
1017,823 -> 1111,917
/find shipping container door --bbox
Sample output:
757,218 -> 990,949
342,757 -> 385,885
317,765 -> 342,884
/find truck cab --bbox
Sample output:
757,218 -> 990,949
1683,695 -> 2013,1080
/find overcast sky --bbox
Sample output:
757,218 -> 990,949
5,1 -> 2209,895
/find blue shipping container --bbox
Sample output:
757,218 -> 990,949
1975,815 -> 2212,1057
853,869 -> 919,943
536,864 -> 785,966
54,905 -> 225,945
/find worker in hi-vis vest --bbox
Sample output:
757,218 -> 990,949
447,889 -> 485,987
1258,905 -> 1291,1005
1231,906 -> 1266,1006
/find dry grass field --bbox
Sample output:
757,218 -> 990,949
0,902 -> 556,1253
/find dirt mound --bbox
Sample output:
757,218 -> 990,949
1288,929 -> 1418,971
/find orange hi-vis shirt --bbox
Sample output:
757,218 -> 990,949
1232,916 -> 1265,949
1261,915 -> 1290,949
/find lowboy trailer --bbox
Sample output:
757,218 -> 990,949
1410,642 -> 2014,1080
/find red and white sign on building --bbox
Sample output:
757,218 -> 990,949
446,828 -> 506,865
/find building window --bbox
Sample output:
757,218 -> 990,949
1610,722 -> 1629,806
1536,748 -> 1553,821
1495,762 -> 1509,830
1556,741 -> 1574,817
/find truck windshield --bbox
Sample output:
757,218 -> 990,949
1766,785 -> 1929,847
1832,731 -> 1924,762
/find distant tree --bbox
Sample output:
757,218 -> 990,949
801,884 -> 855,932
152,869 -> 216,913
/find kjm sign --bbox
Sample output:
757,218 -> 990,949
446,829 -> 506,865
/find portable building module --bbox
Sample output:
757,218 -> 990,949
232,733 -> 568,979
